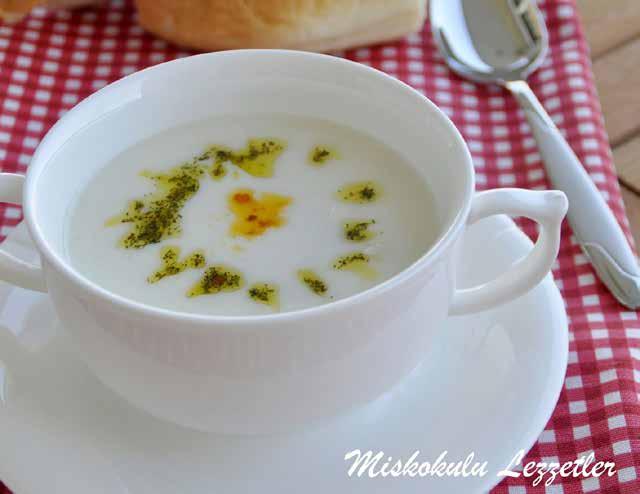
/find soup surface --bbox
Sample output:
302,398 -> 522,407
66,115 -> 440,315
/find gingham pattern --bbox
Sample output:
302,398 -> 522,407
0,0 -> 638,492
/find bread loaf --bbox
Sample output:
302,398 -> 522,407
0,0 -> 427,52
134,0 -> 427,52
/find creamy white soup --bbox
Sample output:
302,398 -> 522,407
66,115 -> 440,316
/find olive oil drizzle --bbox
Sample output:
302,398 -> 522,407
228,188 -> 292,239
344,219 -> 376,242
106,162 -> 205,249
187,264 -> 244,297
204,138 -> 286,179
247,282 -> 280,309
297,269 -> 329,296
309,145 -> 338,165
147,246 -> 206,283
333,252 -> 377,280
336,181 -> 381,204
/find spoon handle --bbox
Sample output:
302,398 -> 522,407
505,80 -> 640,308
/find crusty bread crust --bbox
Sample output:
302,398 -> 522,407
134,0 -> 427,52
0,0 -> 40,21
0,0 -> 100,22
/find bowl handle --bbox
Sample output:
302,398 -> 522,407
0,174 -> 47,292
449,188 -> 567,315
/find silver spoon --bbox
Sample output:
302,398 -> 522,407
430,0 -> 640,308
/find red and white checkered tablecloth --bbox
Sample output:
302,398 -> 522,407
0,0 -> 638,492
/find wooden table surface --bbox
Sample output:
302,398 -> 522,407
577,0 -> 640,245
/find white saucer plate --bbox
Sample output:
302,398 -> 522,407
0,215 -> 567,493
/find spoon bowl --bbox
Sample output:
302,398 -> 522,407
430,0 -> 548,83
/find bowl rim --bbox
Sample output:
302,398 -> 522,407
23,49 -> 475,327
